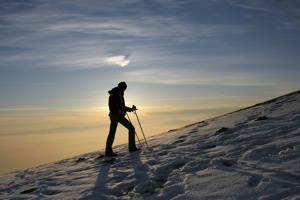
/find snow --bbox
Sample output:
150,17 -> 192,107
1,91 -> 300,200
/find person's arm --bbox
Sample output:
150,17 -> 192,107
115,92 -> 137,112
124,105 -> 137,112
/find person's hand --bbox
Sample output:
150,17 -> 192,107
132,105 -> 138,111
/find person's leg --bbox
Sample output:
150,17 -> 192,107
105,116 -> 118,156
115,115 -> 137,151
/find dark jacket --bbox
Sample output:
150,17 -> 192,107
108,87 -> 130,116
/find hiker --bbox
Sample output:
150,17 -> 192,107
105,82 -> 140,157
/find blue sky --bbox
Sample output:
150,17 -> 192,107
1,0 -> 300,137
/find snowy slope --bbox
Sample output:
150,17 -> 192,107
0,91 -> 300,200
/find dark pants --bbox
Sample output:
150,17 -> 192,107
105,115 -> 136,155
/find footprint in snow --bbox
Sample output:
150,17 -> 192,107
178,135 -> 187,139
211,157 -> 237,167
161,145 -> 172,150
189,129 -> 198,134
147,159 -> 157,165
40,189 -> 62,196
20,188 -> 37,194
157,150 -> 169,156
172,139 -> 185,145
154,160 -> 187,185
247,174 -> 263,188
201,144 -> 217,150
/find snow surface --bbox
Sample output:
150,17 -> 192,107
1,91 -> 300,200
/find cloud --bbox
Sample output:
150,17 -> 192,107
1,0 -> 299,73
105,54 -> 131,67
123,66 -> 279,86
226,0 -> 300,16
0,0 -> 254,72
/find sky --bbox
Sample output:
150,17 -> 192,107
0,0 -> 300,172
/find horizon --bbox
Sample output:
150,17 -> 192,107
1,0 -> 300,174
0,91 -> 298,175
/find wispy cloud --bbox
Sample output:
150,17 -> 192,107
227,0 -> 300,16
123,66 -> 285,86
105,54 -> 131,67
1,0 -> 260,72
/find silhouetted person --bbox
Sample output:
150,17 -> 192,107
105,82 -> 139,157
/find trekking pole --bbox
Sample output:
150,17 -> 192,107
133,110 -> 150,150
126,113 -> 143,149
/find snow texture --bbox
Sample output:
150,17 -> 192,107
1,91 -> 300,199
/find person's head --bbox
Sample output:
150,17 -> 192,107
118,82 -> 127,91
